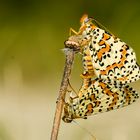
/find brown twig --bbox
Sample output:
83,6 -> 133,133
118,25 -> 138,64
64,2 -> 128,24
50,48 -> 75,140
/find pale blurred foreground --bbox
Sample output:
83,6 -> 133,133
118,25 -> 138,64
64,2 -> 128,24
0,63 -> 140,140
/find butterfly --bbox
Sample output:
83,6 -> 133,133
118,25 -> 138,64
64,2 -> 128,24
65,14 -> 140,86
62,77 -> 139,123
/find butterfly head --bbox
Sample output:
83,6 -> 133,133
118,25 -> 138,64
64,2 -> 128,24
79,14 -> 96,34
62,103 -> 73,123
80,14 -> 92,24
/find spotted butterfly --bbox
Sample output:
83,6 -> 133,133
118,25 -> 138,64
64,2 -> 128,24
66,14 -> 140,86
62,77 -> 139,123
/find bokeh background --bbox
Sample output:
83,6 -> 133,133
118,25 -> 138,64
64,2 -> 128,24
0,0 -> 140,140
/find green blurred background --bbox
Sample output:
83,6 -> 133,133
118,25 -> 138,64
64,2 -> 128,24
0,0 -> 140,140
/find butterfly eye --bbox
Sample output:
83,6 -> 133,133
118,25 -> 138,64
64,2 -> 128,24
84,17 -> 90,23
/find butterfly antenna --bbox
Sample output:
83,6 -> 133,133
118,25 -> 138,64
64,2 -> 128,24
72,120 -> 97,140
92,18 -> 115,37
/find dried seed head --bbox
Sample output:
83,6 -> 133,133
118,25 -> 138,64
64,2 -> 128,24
64,35 -> 83,52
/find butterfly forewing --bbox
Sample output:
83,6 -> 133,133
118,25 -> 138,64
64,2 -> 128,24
79,15 -> 140,85
63,78 -> 139,122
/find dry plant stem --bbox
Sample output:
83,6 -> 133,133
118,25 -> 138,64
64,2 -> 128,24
50,48 -> 75,140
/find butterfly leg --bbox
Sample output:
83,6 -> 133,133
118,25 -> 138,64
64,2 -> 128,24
67,78 -> 79,98
69,28 -> 79,36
